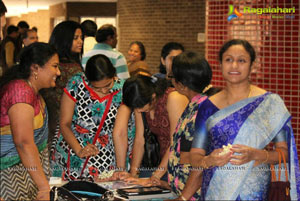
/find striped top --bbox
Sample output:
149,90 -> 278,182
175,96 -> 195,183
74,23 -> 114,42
82,43 -> 130,79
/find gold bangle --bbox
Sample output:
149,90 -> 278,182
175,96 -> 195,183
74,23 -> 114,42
152,173 -> 160,180
262,149 -> 269,163
201,157 -> 209,169
180,195 -> 187,201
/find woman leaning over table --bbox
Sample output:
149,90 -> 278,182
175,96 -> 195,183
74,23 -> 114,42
126,51 -> 219,200
50,54 -> 135,180
0,43 -> 60,200
190,39 -> 300,200
114,74 -> 188,178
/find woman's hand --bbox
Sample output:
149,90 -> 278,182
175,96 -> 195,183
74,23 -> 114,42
77,143 -> 99,158
229,144 -> 257,165
36,189 -> 50,200
111,171 -> 131,180
206,148 -> 232,167
149,174 -> 161,186
124,177 -> 153,187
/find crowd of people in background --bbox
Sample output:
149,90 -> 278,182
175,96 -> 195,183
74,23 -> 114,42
0,1 -> 299,201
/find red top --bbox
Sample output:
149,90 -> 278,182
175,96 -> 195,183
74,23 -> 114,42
0,79 -> 40,127
145,87 -> 175,158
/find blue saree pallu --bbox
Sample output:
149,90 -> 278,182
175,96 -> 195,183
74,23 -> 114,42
195,93 -> 300,200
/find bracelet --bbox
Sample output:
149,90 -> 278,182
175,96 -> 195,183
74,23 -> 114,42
180,195 -> 187,201
262,149 -> 269,163
201,157 -> 209,169
115,167 -> 125,172
152,173 -> 160,180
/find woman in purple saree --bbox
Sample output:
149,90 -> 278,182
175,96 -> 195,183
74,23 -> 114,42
190,39 -> 300,200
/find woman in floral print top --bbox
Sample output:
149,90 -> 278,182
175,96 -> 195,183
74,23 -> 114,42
165,52 -> 218,200
50,54 -> 135,180
124,52 -> 219,200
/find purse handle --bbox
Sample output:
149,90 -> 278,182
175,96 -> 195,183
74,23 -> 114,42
270,148 -> 288,182
141,112 -> 149,130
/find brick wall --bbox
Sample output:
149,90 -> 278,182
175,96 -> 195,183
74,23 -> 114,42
117,0 -> 206,74
67,2 -> 116,17
49,3 -> 67,19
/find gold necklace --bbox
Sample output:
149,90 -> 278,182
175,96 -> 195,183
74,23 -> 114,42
26,79 -> 45,114
27,79 -> 32,87
26,79 -> 37,94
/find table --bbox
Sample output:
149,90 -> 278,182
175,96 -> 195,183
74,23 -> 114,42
49,177 -> 175,200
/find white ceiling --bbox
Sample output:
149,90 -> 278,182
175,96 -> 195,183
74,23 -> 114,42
3,0 -> 117,17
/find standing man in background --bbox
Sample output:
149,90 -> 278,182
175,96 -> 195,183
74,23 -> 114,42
17,21 -> 29,35
82,24 -> 130,79
0,25 -> 19,73
22,29 -> 38,47
15,21 -> 29,57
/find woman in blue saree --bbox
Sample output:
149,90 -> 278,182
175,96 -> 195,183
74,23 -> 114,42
190,39 -> 300,200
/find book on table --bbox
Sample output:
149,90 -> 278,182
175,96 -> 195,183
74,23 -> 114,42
117,186 -> 171,196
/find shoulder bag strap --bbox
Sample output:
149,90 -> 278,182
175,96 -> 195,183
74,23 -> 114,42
276,148 -> 289,182
271,149 -> 282,182
141,112 -> 148,130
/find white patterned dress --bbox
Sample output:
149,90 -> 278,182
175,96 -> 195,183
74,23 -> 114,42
50,73 -> 135,180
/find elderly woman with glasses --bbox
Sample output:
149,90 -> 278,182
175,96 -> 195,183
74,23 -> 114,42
50,54 -> 135,181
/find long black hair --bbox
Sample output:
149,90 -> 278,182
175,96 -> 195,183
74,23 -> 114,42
0,42 -> 57,88
122,75 -> 170,109
172,51 -> 212,94
49,20 -> 82,64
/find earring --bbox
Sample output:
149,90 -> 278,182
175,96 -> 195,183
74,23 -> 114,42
34,73 -> 38,80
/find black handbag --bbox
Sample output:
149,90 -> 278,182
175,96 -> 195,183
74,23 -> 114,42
141,112 -> 161,168
50,180 -> 114,201
267,148 -> 291,201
